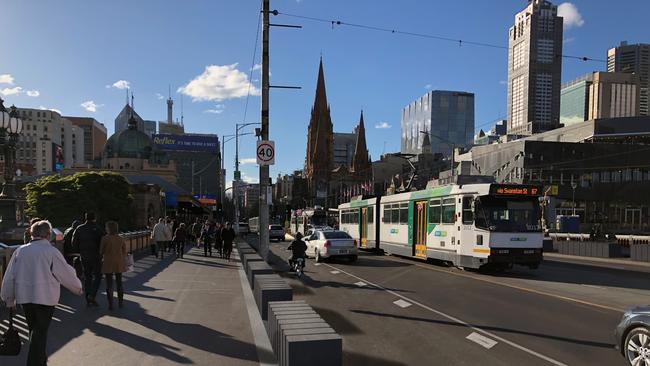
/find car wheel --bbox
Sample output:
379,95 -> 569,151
349,255 -> 358,263
625,326 -> 650,365
315,249 -> 322,263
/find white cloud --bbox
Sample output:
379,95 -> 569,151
26,90 -> 40,97
156,93 -> 165,100
424,84 -> 432,90
178,64 -> 260,102
558,3 -> 584,29
241,171 -> 259,184
204,103 -> 226,114
252,64 -> 262,71
0,74 -> 14,85
499,80 -> 507,85
39,106 -> 62,115
0,86 -> 22,96
107,80 -> 131,89
563,37 -> 576,44
374,122 -> 392,129
80,100 -> 102,113
240,158 -> 258,165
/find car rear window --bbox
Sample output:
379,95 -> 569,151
322,231 -> 352,239
270,225 -> 283,230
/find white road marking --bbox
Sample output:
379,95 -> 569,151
330,270 -> 340,274
355,281 -> 367,287
467,332 -> 498,349
321,263 -> 568,366
580,284 -> 605,289
314,263 -> 321,266
393,299 -> 412,308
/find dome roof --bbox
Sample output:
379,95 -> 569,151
104,119 -> 154,159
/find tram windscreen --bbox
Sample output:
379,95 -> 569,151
474,196 -> 541,232
309,212 -> 328,227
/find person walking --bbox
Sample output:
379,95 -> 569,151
221,222 -> 236,261
23,217 -> 42,244
165,218 -> 174,253
173,223 -> 188,258
201,221 -> 214,257
191,218 -> 202,247
151,218 -> 168,259
214,223 -> 223,258
100,221 -> 127,310
72,212 -> 105,307
1,220 -> 83,365
62,220 -> 80,266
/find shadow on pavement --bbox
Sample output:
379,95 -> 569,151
344,351 -> 409,366
350,309 -> 615,349
311,306 -> 363,335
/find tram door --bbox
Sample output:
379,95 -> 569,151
413,201 -> 428,259
360,208 -> 368,249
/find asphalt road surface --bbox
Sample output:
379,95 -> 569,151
249,236 -> 642,366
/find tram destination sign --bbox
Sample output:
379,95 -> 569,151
490,185 -> 541,197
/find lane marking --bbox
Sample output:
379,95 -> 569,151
387,256 -> 625,313
314,263 -> 321,266
355,281 -> 368,287
467,332 -> 498,349
330,270 -> 340,274
393,299 -> 412,308
322,262 -> 568,366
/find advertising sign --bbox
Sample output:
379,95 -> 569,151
153,133 -> 219,153
193,194 -> 217,206
52,144 -> 64,172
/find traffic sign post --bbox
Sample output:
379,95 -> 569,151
256,140 -> 275,166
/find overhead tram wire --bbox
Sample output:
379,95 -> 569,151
243,2 -> 263,124
276,11 -> 606,63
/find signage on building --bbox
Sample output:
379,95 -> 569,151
256,140 -> 275,166
52,144 -> 64,172
153,133 -> 219,153
490,184 -> 541,197
193,194 -> 217,206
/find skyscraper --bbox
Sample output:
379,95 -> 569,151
608,42 -> 650,116
507,0 -> 563,135
401,90 -> 474,156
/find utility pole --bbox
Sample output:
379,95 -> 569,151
259,0 -> 271,261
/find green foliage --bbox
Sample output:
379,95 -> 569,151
25,172 -> 134,229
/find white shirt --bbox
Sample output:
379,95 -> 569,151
0,239 -> 83,307
151,222 -> 171,242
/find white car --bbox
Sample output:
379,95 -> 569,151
304,230 -> 358,262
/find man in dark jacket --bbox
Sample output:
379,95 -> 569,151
220,222 -> 236,259
72,212 -> 105,307
63,220 -> 80,265
287,232 -> 307,270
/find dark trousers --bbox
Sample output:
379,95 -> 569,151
214,239 -> 223,257
223,242 -> 232,260
175,240 -> 185,258
81,257 -> 102,300
22,303 -> 54,366
203,239 -> 212,256
105,273 -> 124,307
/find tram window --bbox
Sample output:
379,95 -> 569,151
368,207 -> 374,224
462,197 -> 474,224
429,200 -> 441,224
383,205 -> 391,223
442,198 -> 455,224
399,203 -> 408,224
391,204 -> 400,223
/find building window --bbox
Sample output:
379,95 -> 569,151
537,39 -> 554,63
511,75 -> 526,128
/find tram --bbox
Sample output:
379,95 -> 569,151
290,206 -> 328,236
338,183 -> 543,270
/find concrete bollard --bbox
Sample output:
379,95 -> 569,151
284,333 -> 342,366
246,261 -> 274,288
241,252 -> 264,273
254,275 -> 292,320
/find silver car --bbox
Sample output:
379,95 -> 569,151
615,305 -> 650,365
304,230 -> 358,263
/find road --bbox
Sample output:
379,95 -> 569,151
247,235 -> 645,366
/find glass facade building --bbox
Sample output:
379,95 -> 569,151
560,75 -> 592,126
401,90 -> 474,155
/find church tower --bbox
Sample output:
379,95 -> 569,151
351,110 -> 371,178
305,58 -> 334,204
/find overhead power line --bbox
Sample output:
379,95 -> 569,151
277,11 -> 606,63
243,2 -> 263,124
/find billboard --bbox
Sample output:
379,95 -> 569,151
153,133 -> 219,153
193,194 -> 217,206
52,143 -> 64,172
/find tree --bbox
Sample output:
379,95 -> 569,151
25,172 -> 134,229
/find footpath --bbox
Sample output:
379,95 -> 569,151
0,245 -> 275,366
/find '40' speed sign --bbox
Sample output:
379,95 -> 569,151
256,140 -> 275,166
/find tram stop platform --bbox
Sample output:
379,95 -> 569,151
0,244 -> 276,366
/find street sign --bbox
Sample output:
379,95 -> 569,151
256,140 -> 275,166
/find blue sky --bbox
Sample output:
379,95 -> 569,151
1,0 -> 648,186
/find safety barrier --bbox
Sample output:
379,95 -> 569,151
553,241 -> 625,258
631,244 -> 650,262
235,238 -> 343,366
549,233 -> 650,245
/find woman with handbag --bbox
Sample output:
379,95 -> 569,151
1,220 -> 83,365
100,221 -> 127,310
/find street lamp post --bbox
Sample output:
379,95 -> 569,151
233,124 -> 259,233
0,99 -> 24,231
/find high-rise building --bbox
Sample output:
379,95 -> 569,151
507,0 -> 563,135
401,90 -> 474,155
588,72 -> 640,120
15,108 -> 85,175
333,132 -> 356,168
607,42 -> 650,116
560,74 -> 593,126
64,116 -> 108,165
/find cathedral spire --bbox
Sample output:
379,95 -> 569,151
313,57 -> 328,113
352,110 -> 371,174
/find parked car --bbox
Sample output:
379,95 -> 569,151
304,229 -> 358,262
614,305 -> 650,365
238,222 -> 250,235
269,225 -> 285,241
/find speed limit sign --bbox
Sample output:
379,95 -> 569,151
256,140 -> 275,166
